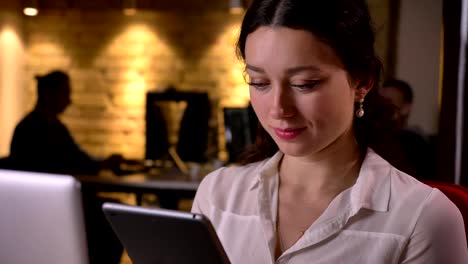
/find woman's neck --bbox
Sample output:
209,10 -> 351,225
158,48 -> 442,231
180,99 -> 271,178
279,131 -> 364,199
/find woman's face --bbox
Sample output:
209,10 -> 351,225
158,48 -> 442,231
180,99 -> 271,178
245,26 -> 363,158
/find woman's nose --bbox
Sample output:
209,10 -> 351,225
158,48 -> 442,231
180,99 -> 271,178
269,85 -> 295,119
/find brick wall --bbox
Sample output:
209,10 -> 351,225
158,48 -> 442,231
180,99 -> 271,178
21,0 -> 391,161
23,10 -> 247,160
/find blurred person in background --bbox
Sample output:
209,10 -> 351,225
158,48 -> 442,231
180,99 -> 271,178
380,78 -> 436,180
9,70 -> 125,264
380,78 -> 415,129
9,70 -> 124,175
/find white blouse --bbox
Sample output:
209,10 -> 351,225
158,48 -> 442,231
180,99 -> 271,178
192,149 -> 468,264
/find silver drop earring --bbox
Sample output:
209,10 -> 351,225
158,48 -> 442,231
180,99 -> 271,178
356,98 -> 365,118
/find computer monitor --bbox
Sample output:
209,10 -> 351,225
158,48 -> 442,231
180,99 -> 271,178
0,169 -> 89,264
223,105 -> 258,163
145,89 -> 210,163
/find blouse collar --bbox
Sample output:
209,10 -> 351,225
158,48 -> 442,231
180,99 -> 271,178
248,148 -> 392,213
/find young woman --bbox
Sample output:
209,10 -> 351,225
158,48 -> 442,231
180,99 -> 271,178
192,0 -> 468,263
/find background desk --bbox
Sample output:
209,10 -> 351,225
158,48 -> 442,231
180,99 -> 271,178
78,169 -> 203,209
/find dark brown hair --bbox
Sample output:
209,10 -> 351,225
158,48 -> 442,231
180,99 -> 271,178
236,0 -> 400,164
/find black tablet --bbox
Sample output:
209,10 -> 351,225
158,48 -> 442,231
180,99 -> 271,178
102,202 -> 231,264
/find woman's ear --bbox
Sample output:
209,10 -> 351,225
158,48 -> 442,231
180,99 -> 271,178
354,78 -> 374,100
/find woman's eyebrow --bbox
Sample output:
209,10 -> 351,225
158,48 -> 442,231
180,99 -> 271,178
245,64 -> 322,74
245,64 -> 265,73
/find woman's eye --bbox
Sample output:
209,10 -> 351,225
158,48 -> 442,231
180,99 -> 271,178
291,81 -> 319,91
247,82 -> 270,90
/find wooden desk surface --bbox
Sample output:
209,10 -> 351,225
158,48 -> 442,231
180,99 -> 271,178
77,167 -> 209,208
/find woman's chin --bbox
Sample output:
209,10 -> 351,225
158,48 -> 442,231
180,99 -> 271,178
277,143 -> 315,158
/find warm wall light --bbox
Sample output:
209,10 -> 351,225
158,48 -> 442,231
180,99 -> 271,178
23,8 -> 38,16
123,0 -> 137,16
0,25 -> 25,156
229,0 -> 244,14
23,0 -> 39,16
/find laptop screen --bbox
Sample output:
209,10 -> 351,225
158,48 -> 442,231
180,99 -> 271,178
0,169 -> 89,264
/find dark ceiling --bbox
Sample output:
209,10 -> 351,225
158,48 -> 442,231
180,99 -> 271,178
1,0 -> 252,12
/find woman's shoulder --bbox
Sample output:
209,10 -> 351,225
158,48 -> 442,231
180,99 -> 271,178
373,151 -> 464,231
362,151 -> 467,256
366,148 -> 433,198
390,170 -> 468,261
389,165 -> 464,223
364,149 -> 455,216
390,168 -> 458,217
389,166 -> 433,197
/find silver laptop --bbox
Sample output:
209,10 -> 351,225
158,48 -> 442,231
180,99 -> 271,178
0,169 -> 89,264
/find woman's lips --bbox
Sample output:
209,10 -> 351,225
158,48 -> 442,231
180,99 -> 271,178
273,127 -> 306,140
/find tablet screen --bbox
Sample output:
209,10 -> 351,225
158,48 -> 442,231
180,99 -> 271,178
102,203 -> 230,264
